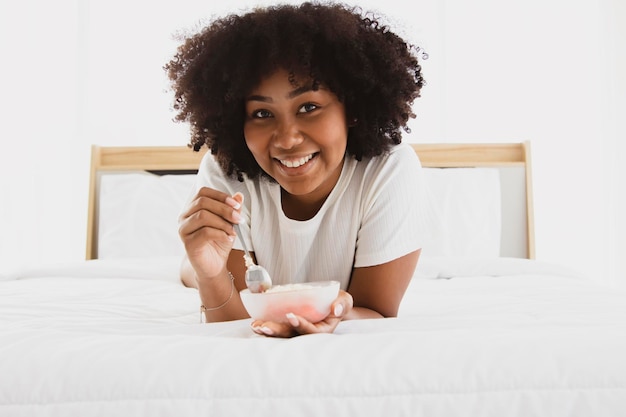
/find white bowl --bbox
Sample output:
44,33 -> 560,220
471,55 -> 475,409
240,281 -> 340,324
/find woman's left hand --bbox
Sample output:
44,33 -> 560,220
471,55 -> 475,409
250,290 -> 353,338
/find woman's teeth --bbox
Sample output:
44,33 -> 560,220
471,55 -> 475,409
279,154 -> 314,168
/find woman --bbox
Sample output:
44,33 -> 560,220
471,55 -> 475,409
165,2 -> 427,337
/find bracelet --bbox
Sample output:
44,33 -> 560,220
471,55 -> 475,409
200,271 -> 235,323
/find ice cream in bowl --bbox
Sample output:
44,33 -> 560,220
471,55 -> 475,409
240,281 -> 340,323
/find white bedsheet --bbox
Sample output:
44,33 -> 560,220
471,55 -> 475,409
1,257 -> 626,417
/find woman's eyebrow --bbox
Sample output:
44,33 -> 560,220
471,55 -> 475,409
246,94 -> 272,103
246,85 -> 314,103
287,85 -> 312,99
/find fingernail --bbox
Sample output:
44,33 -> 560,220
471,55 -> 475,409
260,326 -> 274,335
232,210 -> 242,224
286,312 -> 299,327
225,197 -> 241,210
333,304 -> 344,317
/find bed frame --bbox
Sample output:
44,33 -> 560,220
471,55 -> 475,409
86,142 -> 534,260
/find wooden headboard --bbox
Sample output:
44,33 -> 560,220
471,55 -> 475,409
86,142 -> 534,260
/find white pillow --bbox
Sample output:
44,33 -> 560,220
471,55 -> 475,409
98,173 -> 196,259
418,167 -> 501,258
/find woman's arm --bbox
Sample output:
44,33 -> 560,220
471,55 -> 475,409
345,249 -> 420,319
179,188 -> 253,322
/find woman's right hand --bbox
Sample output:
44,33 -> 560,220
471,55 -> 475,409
178,188 -> 243,283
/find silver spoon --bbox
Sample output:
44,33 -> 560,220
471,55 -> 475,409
233,223 -> 273,293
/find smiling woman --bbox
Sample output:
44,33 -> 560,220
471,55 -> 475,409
1,0 -> 623,315
165,2 -> 427,337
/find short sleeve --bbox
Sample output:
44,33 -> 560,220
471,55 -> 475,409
354,144 -> 438,267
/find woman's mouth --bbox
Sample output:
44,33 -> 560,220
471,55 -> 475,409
278,153 -> 316,168
273,152 -> 319,176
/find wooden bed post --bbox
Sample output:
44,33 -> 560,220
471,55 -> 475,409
85,145 -> 101,260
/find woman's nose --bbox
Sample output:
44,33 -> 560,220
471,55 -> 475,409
272,118 -> 304,149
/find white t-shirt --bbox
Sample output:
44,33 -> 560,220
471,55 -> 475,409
195,142 -> 426,290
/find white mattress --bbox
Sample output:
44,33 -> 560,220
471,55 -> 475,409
1,257 -> 626,416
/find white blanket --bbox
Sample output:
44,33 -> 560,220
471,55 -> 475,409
1,257 -> 626,417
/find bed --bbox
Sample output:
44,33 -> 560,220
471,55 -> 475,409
2,142 -> 626,417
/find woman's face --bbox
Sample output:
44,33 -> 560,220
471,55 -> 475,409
243,69 -> 348,207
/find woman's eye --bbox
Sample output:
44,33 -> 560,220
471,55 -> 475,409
298,103 -> 318,114
252,109 -> 272,119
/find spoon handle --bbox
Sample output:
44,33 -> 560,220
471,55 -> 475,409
233,223 -> 254,263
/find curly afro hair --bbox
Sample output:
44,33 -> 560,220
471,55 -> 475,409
165,1 -> 425,180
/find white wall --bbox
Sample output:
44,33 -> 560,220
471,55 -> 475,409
606,0 -> 626,287
1,0 -> 624,287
